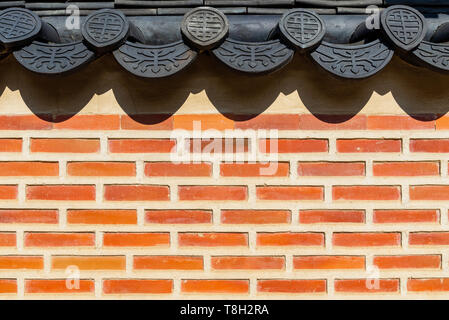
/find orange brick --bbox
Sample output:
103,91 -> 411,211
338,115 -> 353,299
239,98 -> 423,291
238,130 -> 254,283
0,233 -> 15,246
373,255 -> 441,269
67,162 -> 135,177
367,115 -> 434,130
0,209 -> 58,224
0,279 -> 16,293
333,233 -> 401,247
373,209 -> 439,223
257,232 -> 324,247
134,256 -> 203,270
188,138 -> 248,153
104,185 -> 169,201
259,139 -> 328,153
211,256 -> 284,270
0,162 -> 58,176
178,185 -> 247,201
294,256 -> 365,270
333,185 -> 400,201
0,185 -> 17,199
145,209 -> 212,224
145,162 -> 211,177
221,209 -> 290,224
410,185 -> 449,200
103,233 -> 169,247
30,138 -> 100,153
179,233 -> 247,247
0,139 -> 22,152
299,210 -> 365,224
408,278 -> 449,292
25,279 -> 94,294
0,256 -> 43,269
298,162 -> 365,176
67,209 -> 137,225
103,279 -> 172,294
335,279 -> 399,293
181,280 -> 249,294
410,139 -> 449,153
52,256 -> 125,270
409,232 -> 449,246
120,114 -> 173,130
109,139 -> 176,153
337,139 -> 401,153
24,232 -> 94,247
220,163 -> 289,177
257,279 -> 326,293
54,115 -> 119,130
373,161 -> 439,176
26,185 -> 95,201
298,114 -> 366,130
256,186 -> 323,201
174,114 -> 234,130
235,114 -> 300,130
0,115 -> 51,130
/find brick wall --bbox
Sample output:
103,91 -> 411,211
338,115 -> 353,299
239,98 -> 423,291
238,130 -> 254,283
1,55 -> 449,299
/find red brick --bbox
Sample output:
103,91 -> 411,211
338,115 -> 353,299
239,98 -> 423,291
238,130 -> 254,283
373,162 -> 439,176
67,209 -> 137,225
409,232 -> 449,246
0,115 -> 51,130
373,255 -> 441,269
333,186 -> 400,201
145,209 -> 212,224
120,114 -> 173,130
0,209 -> 58,224
0,256 -> 43,269
25,279 -> 94,294
179,233 -> 248,247
410,185 -> 449,200
104,185 -> 169,201
221,209 -> 290,224
294,256 -> 365,269
211,256 -> 285,270
0,162 -> 58,176
134,256 -> 203,270
54,115 -> 120,130
335,279 -> 399,293
235,114 -> 300,130
299,114 -> 366,130
0,185 -> 17,200
103,233 -> 169,247
108,139 -> 176,153
373,209 -> 439,223
0,279 -> 16,293
367,115 -> 434,130
145,162 -> 211,177
26,185 -> 95,201
410,139 -> 449,153
0,233 -> 15,246
257,232 -> 324,247
188,138 -> 248,153
408,278 -> 449,292
257,279 -> 326,293
103,279 -> 172,294
24,232 -> 94,247
52,256 -> 125,270
220,163 -> 289,177
30,138 -> 100,153
178,186 -> 247,201
299,210 -> 365,224
298,162 -> 365,176
67,162 -> 135,177
256,186 -> 323,201
174,114 -> 234,130
337,139 -> 401,153
181,280 -> 249,294
259,139 -> 328,153
333,233 -> 401,247
0,139 -> 22,152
